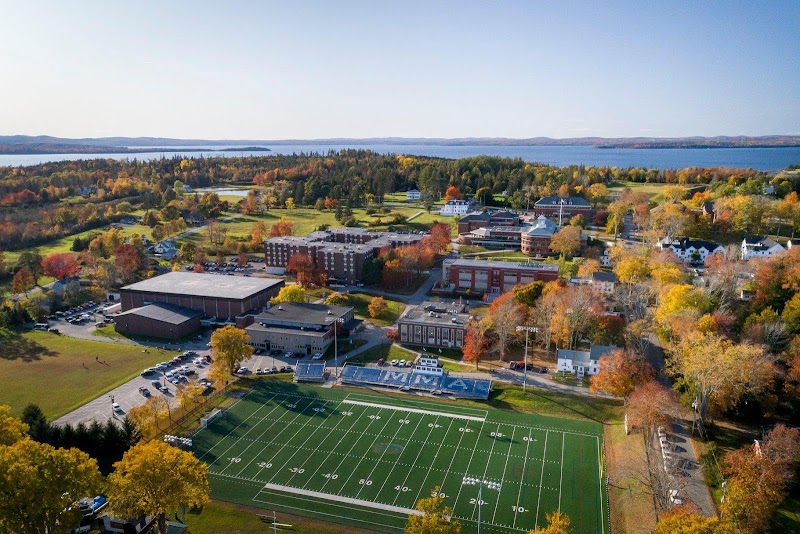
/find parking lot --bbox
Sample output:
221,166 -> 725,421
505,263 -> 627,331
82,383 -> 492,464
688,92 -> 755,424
53,347 -> 302,428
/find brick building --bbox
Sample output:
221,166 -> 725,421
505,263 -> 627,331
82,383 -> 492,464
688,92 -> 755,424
458,226 -> 523,249
533,196 -> 592,222
120,272 -> 284,321
457,210 -> 520,234
114,303 -> 203,341
264,229 -> 424,284
441,258 -> 559,296
520,215 -> 559,257
398,301 -> 472,349
241,302 -> 357,356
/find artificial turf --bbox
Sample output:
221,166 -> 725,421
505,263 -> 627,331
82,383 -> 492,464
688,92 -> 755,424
192,381 -> 608,534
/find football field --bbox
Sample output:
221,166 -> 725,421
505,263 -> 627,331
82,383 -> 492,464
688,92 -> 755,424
192,381 -> 608,534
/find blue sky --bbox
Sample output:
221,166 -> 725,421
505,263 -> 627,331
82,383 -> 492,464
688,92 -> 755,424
1,1 -> 798,139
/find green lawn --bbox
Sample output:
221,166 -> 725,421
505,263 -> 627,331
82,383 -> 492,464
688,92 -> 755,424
347,292 -> 405,327
192,380 -> 608,534
343,343 -> 411,366
0,328 -> 179,419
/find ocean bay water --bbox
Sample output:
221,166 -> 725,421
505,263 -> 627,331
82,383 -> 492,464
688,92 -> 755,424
1,144 -> 799,171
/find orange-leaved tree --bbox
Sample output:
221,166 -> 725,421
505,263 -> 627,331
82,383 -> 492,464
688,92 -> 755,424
444,186 -> 462,201
589,349 -> 654,397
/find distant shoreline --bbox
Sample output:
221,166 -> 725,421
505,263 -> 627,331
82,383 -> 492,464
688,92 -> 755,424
0,145 -> 272,155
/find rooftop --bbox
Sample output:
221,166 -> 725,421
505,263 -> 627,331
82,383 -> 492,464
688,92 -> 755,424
534,196 -> 591,207
592,271 -> 617,283
122,272 -> 284,300
523,215 -> 558,236
660,237 -> 724,251
446,258 -> 559,272
400,300 -> 473,326
255,302 -> 352,327
116,302 -> 203,325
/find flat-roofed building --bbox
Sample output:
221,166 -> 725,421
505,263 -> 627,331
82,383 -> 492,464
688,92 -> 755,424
398,301 -> 472,349
458,226 -> 523,249
533,196 -> 592,221
442,258 -> 559,296
120,272 -> 284,321
263,229 -> 424,283
457,210 -> 520,233
241,302 -> 356,355
114,303 -> 203,340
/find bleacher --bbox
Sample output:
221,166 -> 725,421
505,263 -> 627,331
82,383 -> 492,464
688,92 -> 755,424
294,362 -> 326,383
340,364 -> 491,400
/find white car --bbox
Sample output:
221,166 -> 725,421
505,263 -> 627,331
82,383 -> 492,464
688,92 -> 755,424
390,359 -> 399,366
112,402 -> 123,413
237,367 -> 249,374
399,359 -> 406,367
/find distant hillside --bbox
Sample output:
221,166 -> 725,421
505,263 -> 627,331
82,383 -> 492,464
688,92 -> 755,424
0,134 -> 799,153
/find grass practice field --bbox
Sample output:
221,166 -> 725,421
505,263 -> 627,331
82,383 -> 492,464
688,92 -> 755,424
192,381 -> 608,534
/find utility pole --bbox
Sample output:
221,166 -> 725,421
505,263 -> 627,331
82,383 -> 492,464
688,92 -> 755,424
515,325 -> 537,392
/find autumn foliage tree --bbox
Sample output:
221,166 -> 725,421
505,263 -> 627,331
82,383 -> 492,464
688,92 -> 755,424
269,218 -> 294,237
462,319 -> 488,370
485,293 -> 525,361
721,425 -> 800,532
404,486 -> 461,534
40,252 -> 80,280
368,296 -> 389,318
209,325 -> 253,377
444,186 -> 462,201
270,285 -> 306,304
589,349 -> 654,397
107,440 -> 210,534
549,225 -> 583,258
287,254 -> 326,287
528,511 -> 573,534
12,267 -> 34,294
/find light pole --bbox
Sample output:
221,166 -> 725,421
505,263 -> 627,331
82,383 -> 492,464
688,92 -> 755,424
462,477 -> 501,534
108,395 -> 115,418
515,326 -> 537,392
328,316 -> 345,377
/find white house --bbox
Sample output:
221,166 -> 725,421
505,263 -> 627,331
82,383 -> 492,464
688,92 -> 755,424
591,271 -> 617,296
406,189 -> 421,200
440,200 -> 477,216
657,237 -> 724,264
741,237 -> 785,261
150,240 -> 178,260
557,345 -> 619,378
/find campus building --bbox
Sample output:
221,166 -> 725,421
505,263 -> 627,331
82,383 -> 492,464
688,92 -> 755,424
240,302 -> 357,356
458,226 -> 523,249
264,228 -> 424,283
520,215 -> 559,257
657,237 -> 725,264
440,199 -> 479,216
457,210 -> 520,233
557,345 -> 619,377
397,301 -> 473,349
116,272 -> 284,338
741,237 -> 785,261
533,196 -> 592,222
441,258 -> 559,296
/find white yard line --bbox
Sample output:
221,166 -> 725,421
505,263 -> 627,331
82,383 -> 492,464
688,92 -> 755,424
468,422 -> 500,521
512,428 -> 533,529
236,398 -> 322,479
344,393 -> 488,418
275,400 -> 348,486
303,406 -> 372,485
598,435 -> 606,534
355,411 -> 412,499
342,399 -> 485,422
333,408 -> 396,494
203,393 -> 283,467
287,400 -> 360,482
449,419 -> 487,513
559,433 -> 565,511
491,426 -> 516,524
534,430 -> 550,528
409,418 -> 458,506
256,483 -> 421,517
253,400 -> 331,482
390,415 -> 444,506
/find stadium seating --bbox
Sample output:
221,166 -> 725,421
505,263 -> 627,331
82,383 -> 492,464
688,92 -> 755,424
340,364 -> 491,399
294,362 -> 326,382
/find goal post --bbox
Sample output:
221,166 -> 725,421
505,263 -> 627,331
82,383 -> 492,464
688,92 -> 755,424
200,408 -> 222,429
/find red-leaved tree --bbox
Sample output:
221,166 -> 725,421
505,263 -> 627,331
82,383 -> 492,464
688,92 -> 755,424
40,253 -> 80,280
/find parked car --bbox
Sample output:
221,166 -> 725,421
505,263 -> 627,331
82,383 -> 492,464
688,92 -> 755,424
377,358 -> 385,366
391,359 -> 399,366
112,403 -> 123,413
138,387 -> 151,397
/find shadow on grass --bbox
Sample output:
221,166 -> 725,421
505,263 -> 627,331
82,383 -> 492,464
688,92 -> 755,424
0,329 -> 58,361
